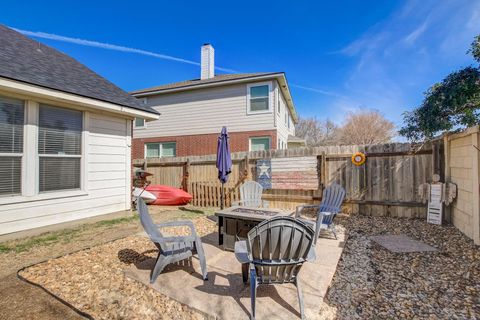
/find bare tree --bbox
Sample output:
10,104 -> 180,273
295,117 -> 340,147
338,109 -> 395,145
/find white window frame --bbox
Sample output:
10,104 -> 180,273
249,136 -> 271,152
134,117 -> 146,129
145,142 -> 177,158
37,104 -> 84,194
0,99 -> 87,205
246,82 -> 272,115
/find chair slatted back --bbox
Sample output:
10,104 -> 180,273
239,181 -> 264,207
318,183 -> 346,225
137,198 -> 166,252
246,217 -> 314,284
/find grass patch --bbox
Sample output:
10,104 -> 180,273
0,206 -> 213,254
94,215 -> 138,227
0,215 -> 139,254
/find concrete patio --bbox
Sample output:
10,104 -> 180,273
124,228 -> 345,319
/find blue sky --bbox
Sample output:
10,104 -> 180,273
2,0 -> 479,132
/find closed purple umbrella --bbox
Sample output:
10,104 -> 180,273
216,126 -> 232,209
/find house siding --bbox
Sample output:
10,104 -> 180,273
133,82 -> 276,138
133,129 -> 277,158
0,110 -> 132,235
275,84 -> 295,148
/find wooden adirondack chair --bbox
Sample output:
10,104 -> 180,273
137,198 -> 208,283
232,181 -> 268,208
234,216 -> 315,320
296,183 -> 345,243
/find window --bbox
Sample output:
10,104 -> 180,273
285,109 -> 288,125
134,117 -> 145,128
0,96 -> 24,196
38,105 -> 82,192
247,83 -> 270,113
146,142 -> 176,158
250,137 -> 271,151
287,110 -> 291,129
277,95 -> 281,114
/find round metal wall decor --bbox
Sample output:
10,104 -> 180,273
351,152 -> 366,166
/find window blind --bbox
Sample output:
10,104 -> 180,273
0,157 -> 21,195
38,105 -> 82,192
39,157 -> 81,192
38,105 -> 82,155
0,96 -> 24,196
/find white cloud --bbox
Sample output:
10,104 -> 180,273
334,0 -> 480,125
13,28 -> 239,73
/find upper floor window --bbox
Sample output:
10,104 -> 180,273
38,105 -> 82,192
250,137 -> 271,151
0,96 -> 24,196
134,117 -> 146,128
247,83 -> 271,114
146,142 -> 176,158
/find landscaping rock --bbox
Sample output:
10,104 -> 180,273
325,216 -> 480,319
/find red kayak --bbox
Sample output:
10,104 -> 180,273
145,185 -> 193,205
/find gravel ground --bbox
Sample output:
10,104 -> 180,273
19,216 -> 216,320
325,215 -> 480,319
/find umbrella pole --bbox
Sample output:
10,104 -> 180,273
221,182 -> 225,209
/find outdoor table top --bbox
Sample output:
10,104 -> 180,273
215,206 -> 294,222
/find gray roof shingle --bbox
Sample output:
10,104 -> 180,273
0,25 -> 157,115
130,72 -> 282,95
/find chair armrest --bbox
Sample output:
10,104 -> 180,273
151,235 -> 197,244
156,220 -> 196,236
295,205 -> 320,217
234,240 -> 251,264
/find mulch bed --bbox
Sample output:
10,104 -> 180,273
326,215 -> 480,319
19,217 -> 216,320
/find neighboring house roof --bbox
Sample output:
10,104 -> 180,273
288,135 -> 306,144
131,72 -> 297,122
0,25 -> 158,115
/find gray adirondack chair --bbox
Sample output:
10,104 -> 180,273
296,183 -> 345,243
232,181 -> 268,208
137,198 -> 208,283
234,216 -> 315,320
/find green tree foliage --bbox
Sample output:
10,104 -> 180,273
400,35 -> 480,141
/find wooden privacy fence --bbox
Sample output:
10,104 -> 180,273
133,141 -> 443,218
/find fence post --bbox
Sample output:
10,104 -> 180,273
245,154 -> 251,181
183,158 -> 190,193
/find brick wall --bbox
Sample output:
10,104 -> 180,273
445,126 -> 480,245
132,130 -> 277,159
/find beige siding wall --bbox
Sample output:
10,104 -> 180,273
445,127 -> 480,244
0,110 -> 131,235
275,84 -> 295,148
134,82 -> 276,138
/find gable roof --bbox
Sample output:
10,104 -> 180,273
130,73 -> 275,95
130,72 -> 297,122
0,25 -> 158,115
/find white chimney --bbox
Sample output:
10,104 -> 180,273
201,44 -> 214,80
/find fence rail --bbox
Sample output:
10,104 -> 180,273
133,142 -> 443,218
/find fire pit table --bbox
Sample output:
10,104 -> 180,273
215,206 -> 294,251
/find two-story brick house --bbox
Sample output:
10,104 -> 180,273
131,44 -> 302,159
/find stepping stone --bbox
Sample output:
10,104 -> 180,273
369,234 -> 438,253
